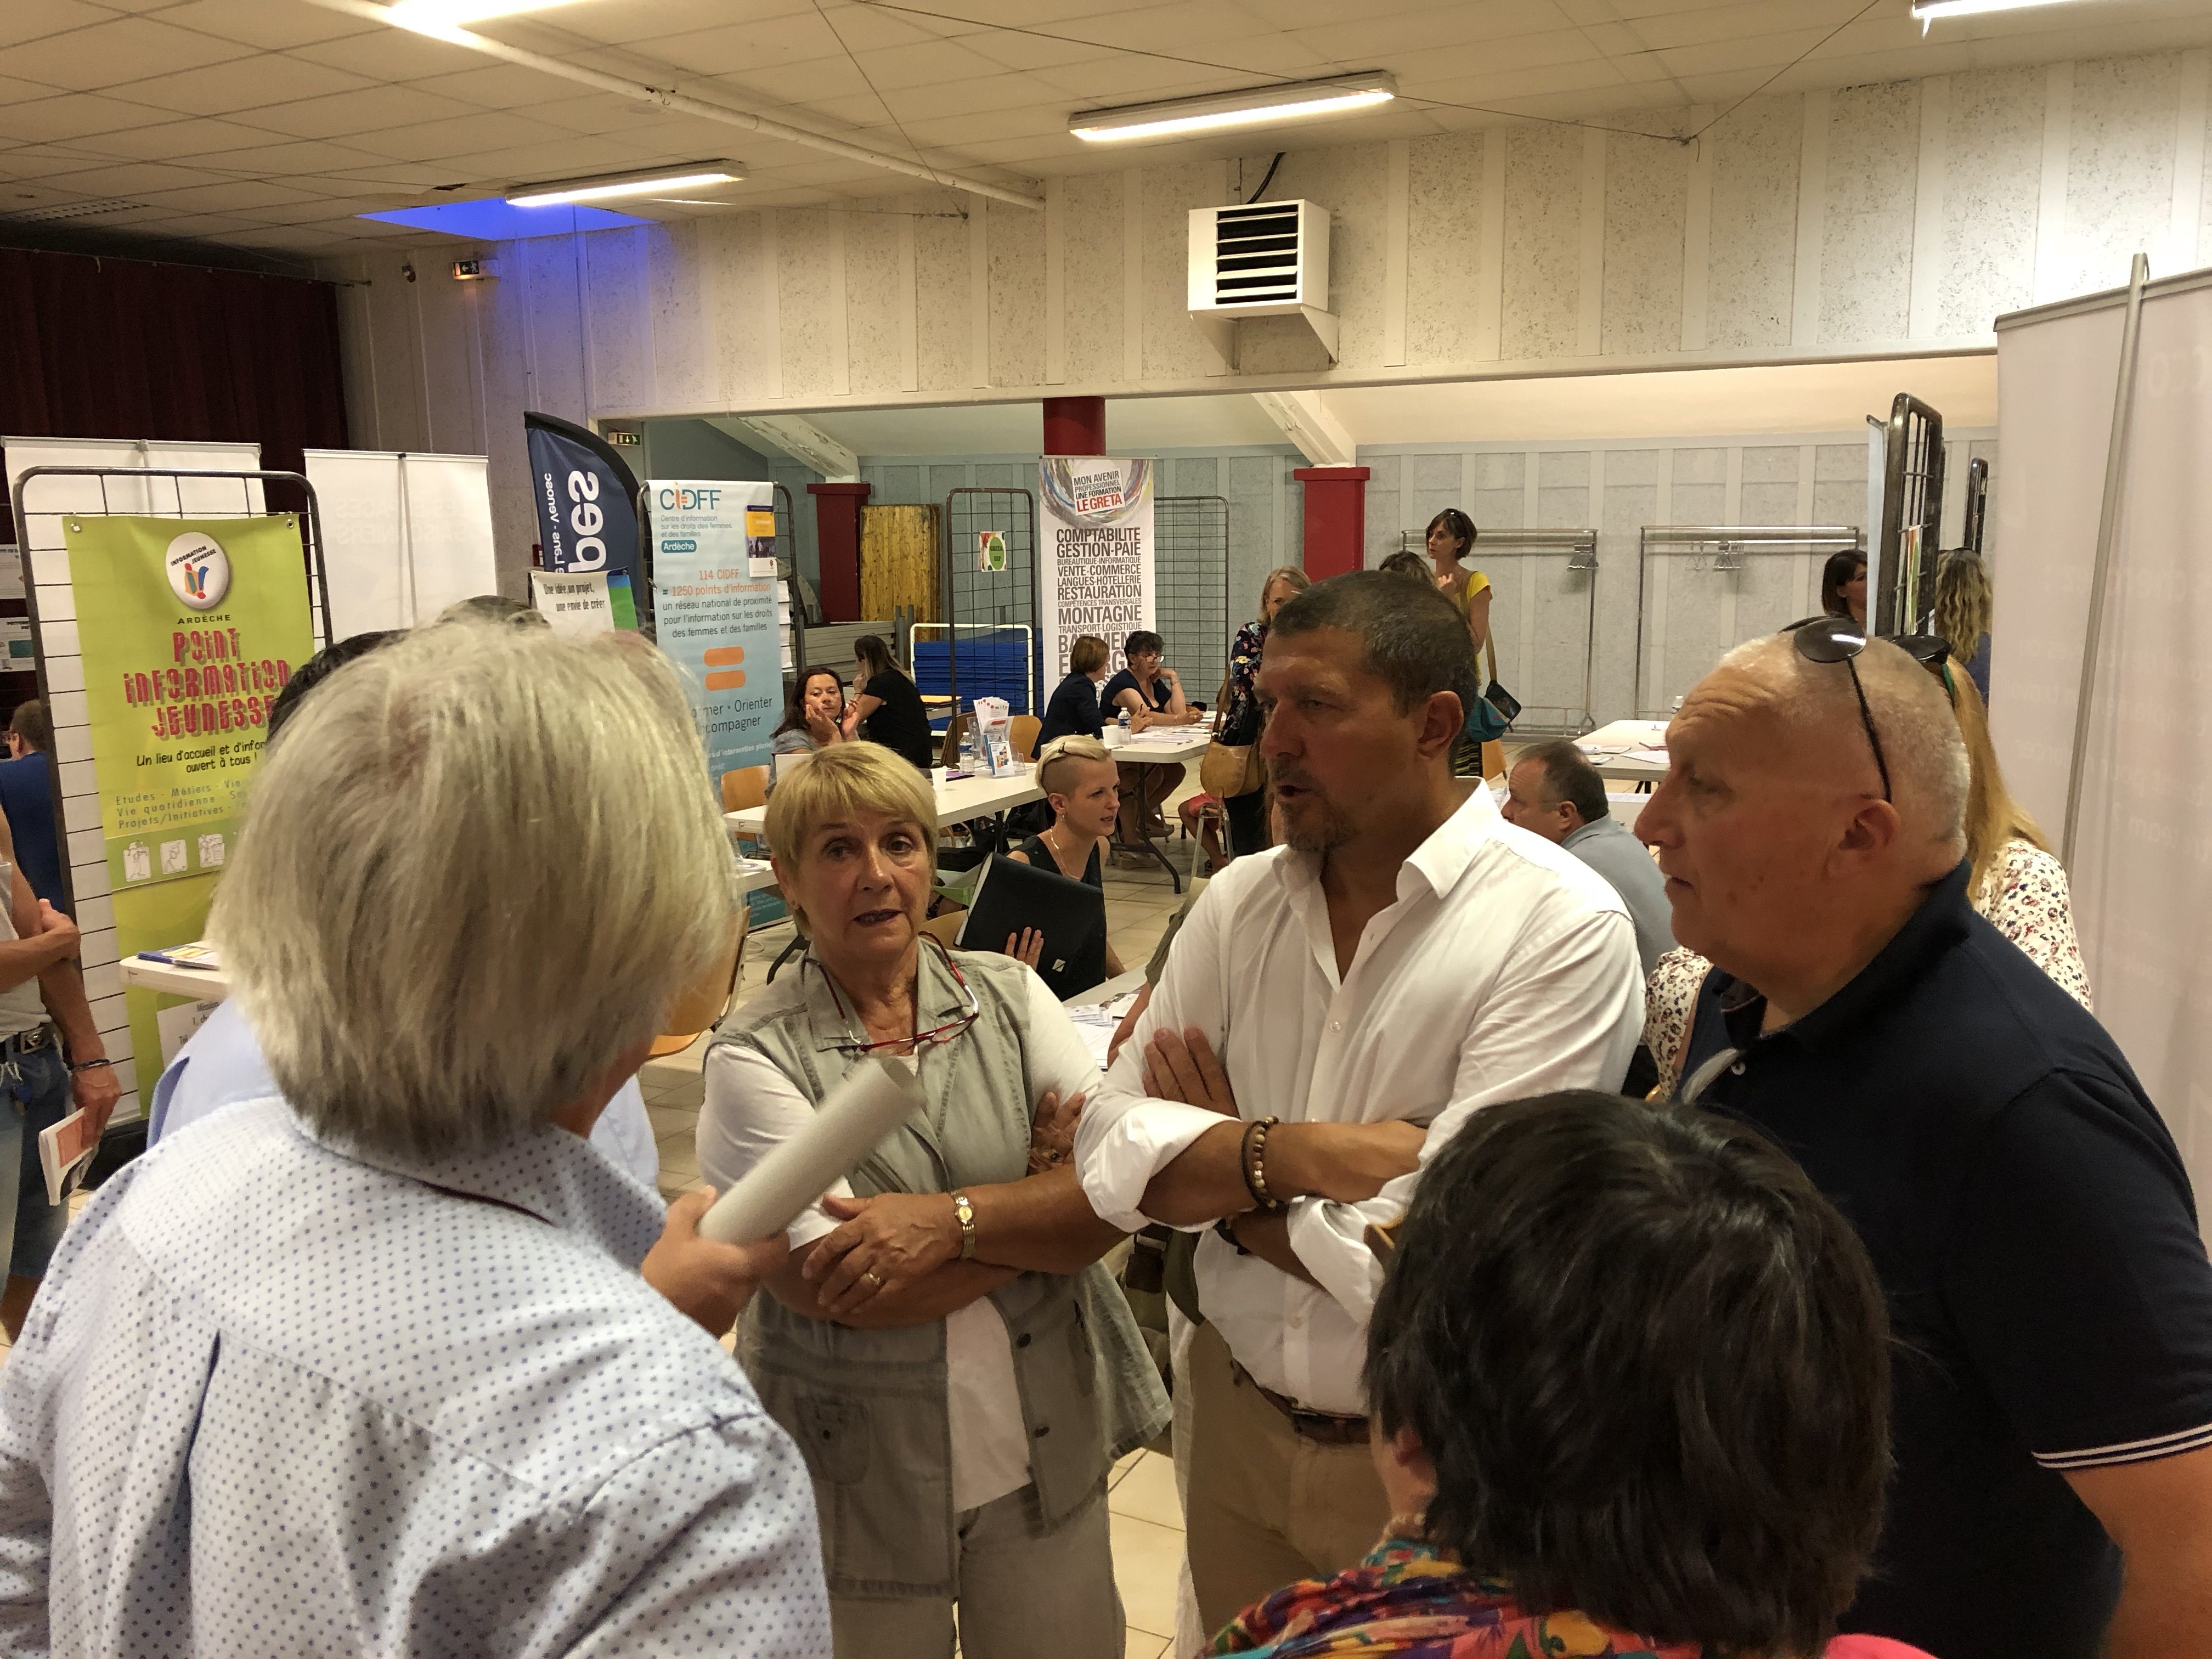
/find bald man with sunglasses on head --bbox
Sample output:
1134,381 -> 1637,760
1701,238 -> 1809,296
1638,618 -> 2212,1659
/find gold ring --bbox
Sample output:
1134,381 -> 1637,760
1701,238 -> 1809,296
865,1269 -> 884,1290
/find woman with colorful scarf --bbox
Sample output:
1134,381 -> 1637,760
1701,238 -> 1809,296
1207,1092 -> 1933,1659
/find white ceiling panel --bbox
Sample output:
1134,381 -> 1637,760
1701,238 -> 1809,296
63,117 -> 297,162
0,92 -> 179,143
0,16 -> 253,93
246,84 -> 488,142
0,2 -> 117,53
0,0 -> 2195,261
109,53 -> 374,115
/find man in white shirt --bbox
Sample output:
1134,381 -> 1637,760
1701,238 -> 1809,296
1076,572 -> 1643,1630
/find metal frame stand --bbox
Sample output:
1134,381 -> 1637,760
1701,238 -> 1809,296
938,486 -> 1040,719
1875,394 -> 1946,635
1633,525 -> 1864,718
6,463 -> 331,1127
1459,527 -> 1600,735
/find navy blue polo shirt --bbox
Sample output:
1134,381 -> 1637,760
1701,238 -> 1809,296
1681,862 -> 2212,1658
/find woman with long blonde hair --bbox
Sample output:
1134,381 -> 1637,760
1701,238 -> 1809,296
1931,552 -> 1993,703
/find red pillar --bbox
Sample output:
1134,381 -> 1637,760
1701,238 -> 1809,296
1042,396 -> 1107,456
807,482 -> 870,622
1293,466 -> 1370,579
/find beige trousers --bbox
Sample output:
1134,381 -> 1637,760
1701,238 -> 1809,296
1185,1321 -> 1394,1637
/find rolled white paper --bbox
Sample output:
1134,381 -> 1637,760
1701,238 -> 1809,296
697,1055 -> 926,1244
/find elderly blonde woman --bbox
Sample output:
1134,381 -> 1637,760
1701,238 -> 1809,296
701,742 -> 1168,1659
0,624 -> 830,1656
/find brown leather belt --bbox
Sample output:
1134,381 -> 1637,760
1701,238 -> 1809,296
1229,1358 -> 1370,1446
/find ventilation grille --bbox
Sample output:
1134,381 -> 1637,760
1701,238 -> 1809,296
1187,199 -> 1328,320
0,198 -> 146,224
1212,202 -> 1302,306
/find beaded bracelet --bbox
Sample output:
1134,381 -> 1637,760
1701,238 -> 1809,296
1240,1115 -> 1284,1212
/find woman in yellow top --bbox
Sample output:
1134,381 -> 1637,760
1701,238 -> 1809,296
1425,507 -> 1489,654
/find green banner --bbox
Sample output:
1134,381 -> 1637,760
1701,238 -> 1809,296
63,515 -> 314,1077
65,514 -> 313,893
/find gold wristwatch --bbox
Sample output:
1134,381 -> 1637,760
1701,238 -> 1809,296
950,1191 -> 978,1260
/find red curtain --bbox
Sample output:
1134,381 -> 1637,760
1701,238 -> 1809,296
0,246 -> 349,538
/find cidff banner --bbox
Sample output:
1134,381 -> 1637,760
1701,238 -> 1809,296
1039,457 -> 1154,681
525,411 -> 642,623
649,479 -> 782,789
64,512 -> 313,1075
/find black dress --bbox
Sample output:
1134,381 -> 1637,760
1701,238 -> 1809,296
859,670 -> 935,772
1018,833 -> 1103,891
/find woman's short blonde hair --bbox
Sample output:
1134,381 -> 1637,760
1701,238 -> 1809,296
210,620 -> 736,1160
1254,565 -> 1311,622
764,742 -> 936,930
1036,733 -> 1113,798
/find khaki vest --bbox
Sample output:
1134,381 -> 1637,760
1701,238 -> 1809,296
712,946 -> 1169,1599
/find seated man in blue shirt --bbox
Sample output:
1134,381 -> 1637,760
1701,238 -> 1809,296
0,619 -> 825,1655
1640,620 -> 2212,1659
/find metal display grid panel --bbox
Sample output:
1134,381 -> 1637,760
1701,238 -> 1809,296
1876,394 -> 1945,634
937,486 -> 1040,716
1962,456 -> 1990,558
1154,495 -> 1231,707
6,464 -> 333,1126
1633,525 -> 1864,719
1467,528 -> 1599,736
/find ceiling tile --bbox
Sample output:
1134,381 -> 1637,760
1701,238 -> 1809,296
176,137 -> 411,181
64,116 -> 298,162
694,58 -> 871,106
151,0 -> 380,51
604,19 -> 844,76
848,39 -> 1024,93
244,83 -> 486,141
331,108 -> 580,164
286,26 -> 487,82
0,16 -> 255,93
18,157 -> 240,195
131,177 -> 330,212
0,1 -> 117,53
402,60 -> 562,109
109,53 -> 373,115
0,92 -> 179,142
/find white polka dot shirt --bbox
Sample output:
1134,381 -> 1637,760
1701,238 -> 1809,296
0,1097 -> 832,1657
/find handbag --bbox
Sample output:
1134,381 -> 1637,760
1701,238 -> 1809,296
1465,637 -> 1520,742
1200,674 -> 1267,799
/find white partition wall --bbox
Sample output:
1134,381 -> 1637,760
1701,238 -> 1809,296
303,449 -> 499,636
1991,267 -> 2212,1209
2,436 -> 268,1124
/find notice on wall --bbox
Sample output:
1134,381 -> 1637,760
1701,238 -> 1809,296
67,515 -> 313,894
650,479 -> 783,789
63,512 -> 313,1082
530,569 -> 617,636
1039,457 -> 1154,679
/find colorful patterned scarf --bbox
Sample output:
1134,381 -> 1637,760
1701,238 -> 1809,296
1204,1535 -> 1713,1659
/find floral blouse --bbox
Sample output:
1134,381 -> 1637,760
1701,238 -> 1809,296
1643,839 -> 2092,1097
1223,620 -> 1267,743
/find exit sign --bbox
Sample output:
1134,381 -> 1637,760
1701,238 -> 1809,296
609,431 -> 641,446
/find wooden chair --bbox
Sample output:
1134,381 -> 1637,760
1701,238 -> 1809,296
1009,714 -> 1041,762
649,913 -> 748,1057
721,764 -> 770,814
918,909 -> 968,949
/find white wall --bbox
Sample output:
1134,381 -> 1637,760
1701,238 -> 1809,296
323,48 -> 2208,590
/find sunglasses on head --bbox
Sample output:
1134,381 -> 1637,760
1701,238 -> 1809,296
1786,620 -> 1956,803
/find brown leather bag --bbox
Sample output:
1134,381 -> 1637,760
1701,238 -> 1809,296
1199,675 -> 1265,799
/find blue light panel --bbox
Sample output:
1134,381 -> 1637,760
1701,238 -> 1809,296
358,199 -> 654,239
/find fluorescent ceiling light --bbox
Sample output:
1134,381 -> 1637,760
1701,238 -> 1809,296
1909,0 -> 2078,18
506,163 -> 744,207
383,0 -> 586,38
1070,73 -> 1396,145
